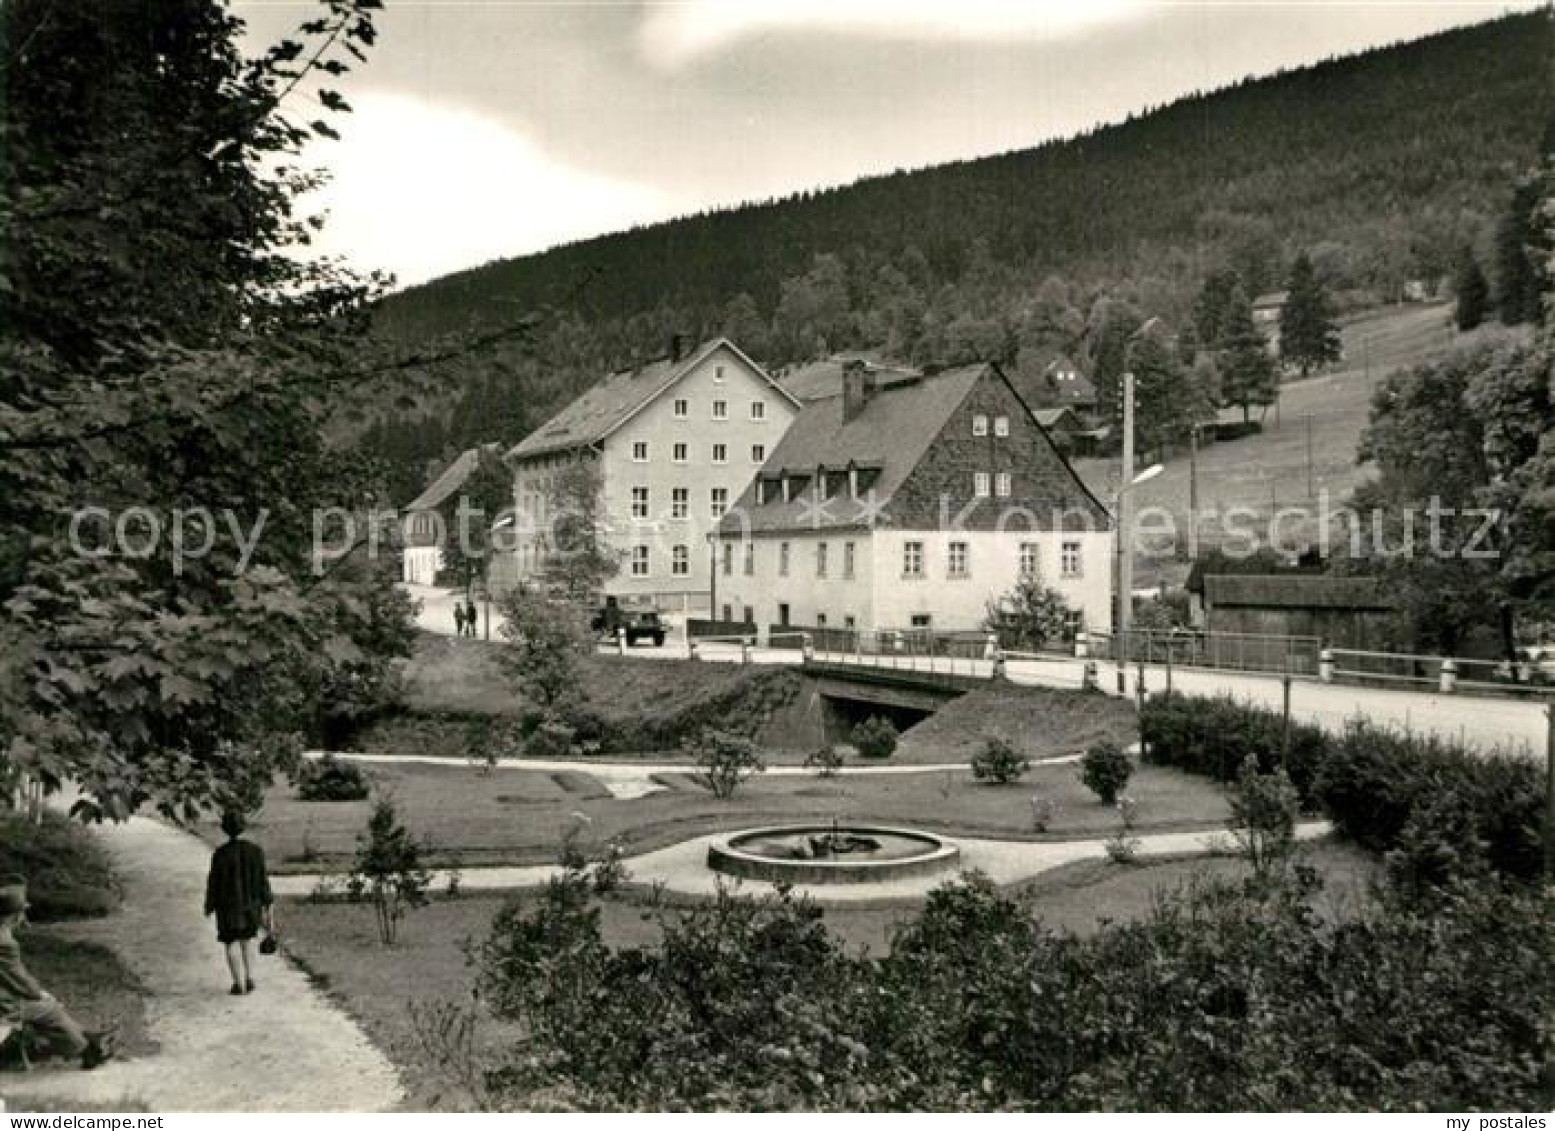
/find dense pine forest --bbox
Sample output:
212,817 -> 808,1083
363,10 -> 1552,502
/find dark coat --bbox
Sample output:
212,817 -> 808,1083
205,838 -> 272,943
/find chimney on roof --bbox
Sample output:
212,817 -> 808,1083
669,332 -> 689,363
841,359 -> 876,424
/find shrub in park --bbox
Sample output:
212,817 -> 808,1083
971,733 -> 1030,784
348,799 -> 432,945
1079,741 -> 1132,804
1226,755 -> 1300,886
295,754 -> 370,802
851,716 -> 898,759
688,728 -> 765,799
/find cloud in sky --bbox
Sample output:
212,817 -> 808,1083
638,0 -> 1150,66
297,92 -> 669,286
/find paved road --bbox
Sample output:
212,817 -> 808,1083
400,583 -> 1547,758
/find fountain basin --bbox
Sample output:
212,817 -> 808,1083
707,824 -> 960,885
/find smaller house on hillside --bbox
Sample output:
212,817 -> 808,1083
400,444 -> 500,586
1200,574 -> 1398,650
1017,355 -> 1097,416
1251,291 -> 1288,356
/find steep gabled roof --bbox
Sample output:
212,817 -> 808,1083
507,338 -> 796,461
720,366 -> 983,533
404,444 -> 501,513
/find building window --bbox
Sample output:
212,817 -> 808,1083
1019,542 -> 1041,577
712,443 -> 728,464
711,487 -> 728,518
816,613 -> 828,628
743,542 -> 754,576
816,541 -> 829,578
816,470 -> 829,502
902,540 -> 924,578
671,545 -> 689,575
974,472 -> 991,498
994,415 -> 1009,437
673,442 -> 688,463
995,471 -> 1012,498
631,545 -> 650,576
1061,539 -> 1082,578
948,541 -> 969,578
632,441 -> 649,462
722,541 -> 733,576
743,605 -> 755,625
722,603 -> 732,622
714,364 -> 726,383
778,602 -> 790,626
843,541 -> 855,579
671,487 -> 688,520
911,613 -> 933,629
751,444 -> 766,464
844,615 -> 856,630
673,398 -> 688,419
751,401 -> 766,420
779,541 -> 790,576
631,486 -> 649,519
973,414 -> 989,437
712,400 -> 728,420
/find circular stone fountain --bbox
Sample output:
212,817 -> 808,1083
707,821 -> 960,885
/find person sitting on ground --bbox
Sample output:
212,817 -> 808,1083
0,882 -> 114,1069
204,811 -> 273,996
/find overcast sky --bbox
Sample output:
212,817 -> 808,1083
234,1 -> 1535,287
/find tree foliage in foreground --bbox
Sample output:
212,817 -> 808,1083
0,0 -> 455,820
471,861 -> 1551,1110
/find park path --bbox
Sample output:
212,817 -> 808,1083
274,820 -> 1333,905
4,811 -> 402,1113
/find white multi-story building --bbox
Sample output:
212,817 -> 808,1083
713,360 -> 1114,637
493,337 -> 801,609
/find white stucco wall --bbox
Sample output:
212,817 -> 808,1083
715,527 -> 1112,638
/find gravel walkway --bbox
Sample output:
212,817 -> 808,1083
275,821 -> 1332,904
5,812 -> 402,1113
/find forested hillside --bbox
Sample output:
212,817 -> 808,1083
363,10 -> 1552,502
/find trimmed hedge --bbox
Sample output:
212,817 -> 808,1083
1140,692 -> 1544,882
0,812 -> 120,922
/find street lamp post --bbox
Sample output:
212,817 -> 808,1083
1112,367 -> 1161,693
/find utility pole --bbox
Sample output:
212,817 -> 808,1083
1116,370 -> 1136,693
1305,413 -> 1314,499
1545,705 -> 1554,882
1188,424 -> 1199,553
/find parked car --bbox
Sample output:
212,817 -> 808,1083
591,602 -> 666,646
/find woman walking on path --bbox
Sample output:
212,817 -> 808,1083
204,812 -> 273,996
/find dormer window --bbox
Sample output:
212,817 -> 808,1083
994,415 -> 1009,437
816,469 -> 829,502
973,414 -> 989,437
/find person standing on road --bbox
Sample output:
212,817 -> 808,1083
204,811 -> 273,996
453,602 -> 467,638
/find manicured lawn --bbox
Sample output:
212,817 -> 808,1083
212,757 -> 1231,874
278,836 -> 1376,1111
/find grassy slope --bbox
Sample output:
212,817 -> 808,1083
278,837 -> 1376,1110
1071,304 -> 1530,584
895,683 -> 1137,764
396,634 -> 761,720
216,758 -> 1229,874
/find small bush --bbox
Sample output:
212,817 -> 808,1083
851,716 -> 899,759
1226,756 -> 1300,886
0,812 -> 119,922
349,799 -> 433,945
295,754 -> 371,802
803,745 -> 844,777
526,719 -> 577,758
971,734 -> 1030,785
1028,795 -> 1056,832
688,728 -> 765,799
1079,741 -> 1133,804
1103,830 -> 1140,864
